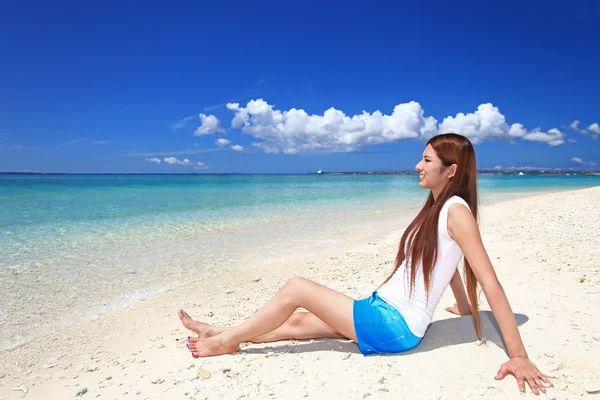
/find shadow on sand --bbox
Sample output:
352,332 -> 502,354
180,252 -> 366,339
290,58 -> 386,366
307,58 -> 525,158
238,311 -> 528,356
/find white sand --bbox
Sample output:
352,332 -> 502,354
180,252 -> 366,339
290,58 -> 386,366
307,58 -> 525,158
1,187 -> 599,400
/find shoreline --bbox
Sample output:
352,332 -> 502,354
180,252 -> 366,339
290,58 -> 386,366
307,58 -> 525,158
1,186 -> 599,399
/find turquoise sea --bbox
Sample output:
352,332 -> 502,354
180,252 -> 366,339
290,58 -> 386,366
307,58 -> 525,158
1,173 -> 599,350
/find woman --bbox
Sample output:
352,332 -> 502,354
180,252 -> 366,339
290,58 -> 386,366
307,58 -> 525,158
179,133 -> 551,395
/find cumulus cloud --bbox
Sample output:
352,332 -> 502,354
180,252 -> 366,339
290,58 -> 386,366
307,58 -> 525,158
225,99 -> 565,154
231,145 -> 244,152
569,120 -> 599,139
93,140 -> 108,145
520,128 -> 565,147
145,158 -> 161,164
164,157 -> 193,166
194,114 -> 224,136
494,165 -> 502,170
440,104 -> 511,143
588,123 -> 600,139
571,157 -> 597,166
161,157 -> 209,170
215,138 -> 231,147
570,120 -> 586,133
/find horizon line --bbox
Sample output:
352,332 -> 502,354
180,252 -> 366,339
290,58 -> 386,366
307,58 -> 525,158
2,170 -> 600,176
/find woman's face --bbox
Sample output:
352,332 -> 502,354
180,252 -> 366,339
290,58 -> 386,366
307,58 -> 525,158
415,144 -> 449,190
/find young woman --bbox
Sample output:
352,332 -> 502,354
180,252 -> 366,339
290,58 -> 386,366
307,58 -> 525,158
179,133 -> 551,395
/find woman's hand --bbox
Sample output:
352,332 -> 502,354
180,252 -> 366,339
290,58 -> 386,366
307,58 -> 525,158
444,303 -> 472,315
495,356 -> 552,395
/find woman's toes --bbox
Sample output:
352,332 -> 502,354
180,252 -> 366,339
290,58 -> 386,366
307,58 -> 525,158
188,337 -> 199,343
179,310 -> 191,320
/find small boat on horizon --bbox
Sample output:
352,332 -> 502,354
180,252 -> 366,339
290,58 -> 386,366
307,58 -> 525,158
317,169 -> 322,174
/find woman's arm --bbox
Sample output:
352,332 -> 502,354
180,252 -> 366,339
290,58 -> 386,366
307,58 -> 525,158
448,204 -> 551,395
446,269 -> 472,315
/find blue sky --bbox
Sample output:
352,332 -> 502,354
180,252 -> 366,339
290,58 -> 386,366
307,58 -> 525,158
1,0 -> 599,173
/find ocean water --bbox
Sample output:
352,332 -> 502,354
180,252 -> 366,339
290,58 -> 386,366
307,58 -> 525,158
1,173 -> 599,350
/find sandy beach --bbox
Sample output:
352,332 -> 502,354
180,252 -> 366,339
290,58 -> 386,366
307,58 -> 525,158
1,187 -> 599,400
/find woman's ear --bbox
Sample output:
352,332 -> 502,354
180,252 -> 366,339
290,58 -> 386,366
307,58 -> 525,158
447,164 -> 457,179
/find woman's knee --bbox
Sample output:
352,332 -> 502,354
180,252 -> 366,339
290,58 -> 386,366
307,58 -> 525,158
280,276 -> 308,296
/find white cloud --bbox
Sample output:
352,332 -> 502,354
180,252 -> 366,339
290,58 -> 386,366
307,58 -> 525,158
507,123 -> 527,139
215,138 -> 231,147
588,123 -> 600,139
145,157 -> 161,164
161,157 -> 209,170
194,114 -> 224,136
568,139 -> 578,143
570,120 -> 586,134
440,104 -> 512,143
231,145 -> 244,152
93,140 -> 108,145
494,165 -> 502,170
521,128 -> 565,147
569,120 -> 599,139
172,115 -> 196,131
164,157 -> 193,166
225,99 -> 565,154
571,157 -> 597,167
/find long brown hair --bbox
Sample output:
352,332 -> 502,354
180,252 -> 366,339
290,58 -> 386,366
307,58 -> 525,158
379,133 -> 482,339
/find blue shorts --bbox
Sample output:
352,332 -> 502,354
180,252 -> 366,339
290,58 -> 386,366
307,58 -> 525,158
353,291 -> 422,355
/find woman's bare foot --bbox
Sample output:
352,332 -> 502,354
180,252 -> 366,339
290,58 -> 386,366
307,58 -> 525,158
187,335 -> 240,357
178,310 -> 220,338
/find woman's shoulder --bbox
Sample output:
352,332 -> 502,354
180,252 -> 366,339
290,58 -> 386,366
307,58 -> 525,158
446,197 -> 477,240
443,195 -> 470,211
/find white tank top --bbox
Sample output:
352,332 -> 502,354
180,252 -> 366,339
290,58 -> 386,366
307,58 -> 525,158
377,195 -> 471,338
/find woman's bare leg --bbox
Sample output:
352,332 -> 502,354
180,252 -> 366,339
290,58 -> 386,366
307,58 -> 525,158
179,310 -> 346,342
186,277 -> 356,357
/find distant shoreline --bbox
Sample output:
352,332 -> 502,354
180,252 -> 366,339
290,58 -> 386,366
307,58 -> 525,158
309,170 -> 600,176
